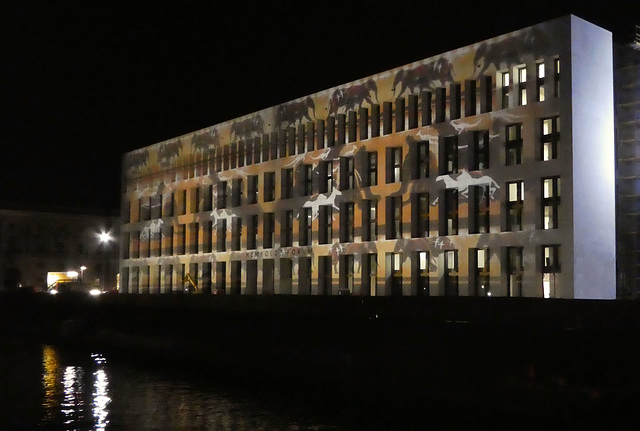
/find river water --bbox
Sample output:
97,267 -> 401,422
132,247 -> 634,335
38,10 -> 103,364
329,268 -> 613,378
1,336 -> 362,430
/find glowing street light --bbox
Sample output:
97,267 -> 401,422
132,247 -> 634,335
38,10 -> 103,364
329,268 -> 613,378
80,265 -> 87,282
98,231 -> 113,291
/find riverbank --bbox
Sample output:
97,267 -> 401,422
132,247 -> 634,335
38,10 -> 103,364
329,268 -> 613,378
2,290 -> 640,426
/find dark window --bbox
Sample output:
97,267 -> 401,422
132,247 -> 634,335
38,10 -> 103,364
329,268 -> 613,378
507,181 -> 524,231
411,193 -> 429,238
471,185 -> 490,234
386,147 -> 402,183
450,83 -> 461,119
542,177 -> 560,229
507,247 -> 524,297
340,157 -> 355,190
232,217 -> 242,251
300,207 -> 312,246
263,213 -> 274,248
389,252 -> 403,296
362,254 -> 377,296
203,221 -> 212,253
319,160 -> 334,193
465,80 -> 477,117
362,200 -> 377,241
302,164 -> 313,196
203,185 -> 213,211
247,214 -> 258,250
319,205 -> 332,244
444,189 -> 458,236
481,76 -> 492,114
435,87 -> 446,123
395,97 -> 405,132
340,254 -> 355,295
232,178 -> 243,207
367,151 -> 378,187
472,130 -> 490,170
318,256 -> 332,295
506,124 -> 522,166
263,259 -> 274,294
247,175 -> 258,204
553,58 -> 560,98
340,202 -> 354,243
445,250 -> 459,296
412,141 -> 429,179
348,110 -> 357,143
217,182 -> 227,209
264,172 -> 275,202
216,219 -> 226,252
282,168 -> 294,199
382,101 -> 393,135
442,136 -> 458,174
408,94 -> 418,129
421,91 -> 432,126
386,196 -> 402,239
541,116 -> 560,161
176,224 -> 186,255
281,210 -> 293,247
471,248 -> 490,296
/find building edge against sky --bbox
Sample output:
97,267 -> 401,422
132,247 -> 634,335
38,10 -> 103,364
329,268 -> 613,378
120,15 -> 616,299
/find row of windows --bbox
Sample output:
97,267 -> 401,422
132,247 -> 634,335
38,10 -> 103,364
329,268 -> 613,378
129,116 -> 559,222
132,58 -> 560,185
501,59 -> 560,109
124,176 -> 560,259
122,245 -> 560,298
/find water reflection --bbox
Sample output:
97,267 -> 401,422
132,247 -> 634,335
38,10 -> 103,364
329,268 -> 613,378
32,344 -> 340,430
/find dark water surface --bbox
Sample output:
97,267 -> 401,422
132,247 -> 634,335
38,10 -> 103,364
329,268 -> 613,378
1,336 -> 360,430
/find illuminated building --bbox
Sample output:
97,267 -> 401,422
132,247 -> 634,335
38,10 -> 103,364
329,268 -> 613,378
120,15 -> 616,299
0,207 -> 119,291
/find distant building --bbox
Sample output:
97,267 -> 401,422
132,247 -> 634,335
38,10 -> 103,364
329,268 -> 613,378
120,15 -> 616,299
615,33 -> 640,298
0,207 -> 119,291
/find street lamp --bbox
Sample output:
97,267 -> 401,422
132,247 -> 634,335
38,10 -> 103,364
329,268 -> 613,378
80,265 -> 87,282
98,231 -> 113,291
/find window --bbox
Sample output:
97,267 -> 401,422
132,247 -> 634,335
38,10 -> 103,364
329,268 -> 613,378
507,247 -> 523,297
216,219 -> 226,252
302,164 -> 313,196
501,71 -> 510,108
471,248 -> 490,296
386,196 -> 402,239
389,252 -> 403,296
341,157 -> 355,190
507,181 -> 524,231
263,213 -> 274,248
444,189 -> 458,235
536,61 -> 545,102
232,217 -> 242,251
413,140 -> 429,179
247,175 -> 258,204
363,254 -> 378,296
386,147 -> 402,183
232,178 -> 243,207
362,200 -> 377,241
340,255 -> 355,295
445,250 -> 458,296
319,205 -> 332,244
541,116 -> 560,161
318,256 -> 332,295
203,221 -> 212,253
542,177 -> 560,229
416,251 -> 429,296
282,168 -> 294,199
281,210 -> 293,247
471,185 -> 490,234
367,151 -> 378,187
554,58 -> 560,98
411,193 -> 429,238
300,207 -> 312,246
217,182 -> 227,209
193,188 -> 200,213
472,130 -> 489,170
320,160 -> 334,193
264,172 -> 275,202
341,202 -> 354,243
518,66 -> 527,105
247,214 -> 258,250
542,245 -> 560,298
506,124 -> 522,166
443,136 -> 458,174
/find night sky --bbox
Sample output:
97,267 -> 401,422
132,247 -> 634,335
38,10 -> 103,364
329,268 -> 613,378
1,1 -> 635,214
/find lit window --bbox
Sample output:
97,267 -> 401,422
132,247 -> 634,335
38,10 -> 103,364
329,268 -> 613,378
542,244 -> 560,298
473,248 -> 490,297
507,180 -> 524,231
506,124 -> 522,166
501,71 -> 510,108
542,177 -> 561,229
445,250 -> 458,296
541,116 -> 560,161
416,251 -> 429,296
536,62 -> 545,102
518,66 -> 527,106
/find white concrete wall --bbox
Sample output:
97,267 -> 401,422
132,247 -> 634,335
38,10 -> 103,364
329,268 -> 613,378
570,16 -> 616,299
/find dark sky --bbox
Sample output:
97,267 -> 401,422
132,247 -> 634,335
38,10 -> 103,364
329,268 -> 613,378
1,1 -> 635,214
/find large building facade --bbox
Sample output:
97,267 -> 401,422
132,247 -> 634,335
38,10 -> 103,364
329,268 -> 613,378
120,15 -> 616,299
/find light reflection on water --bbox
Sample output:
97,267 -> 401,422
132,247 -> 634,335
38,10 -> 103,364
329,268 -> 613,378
18,342 -> 341,430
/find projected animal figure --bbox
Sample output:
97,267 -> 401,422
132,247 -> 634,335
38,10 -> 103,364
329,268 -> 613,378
392,58 -> 454,97
328,80 -> 378,115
